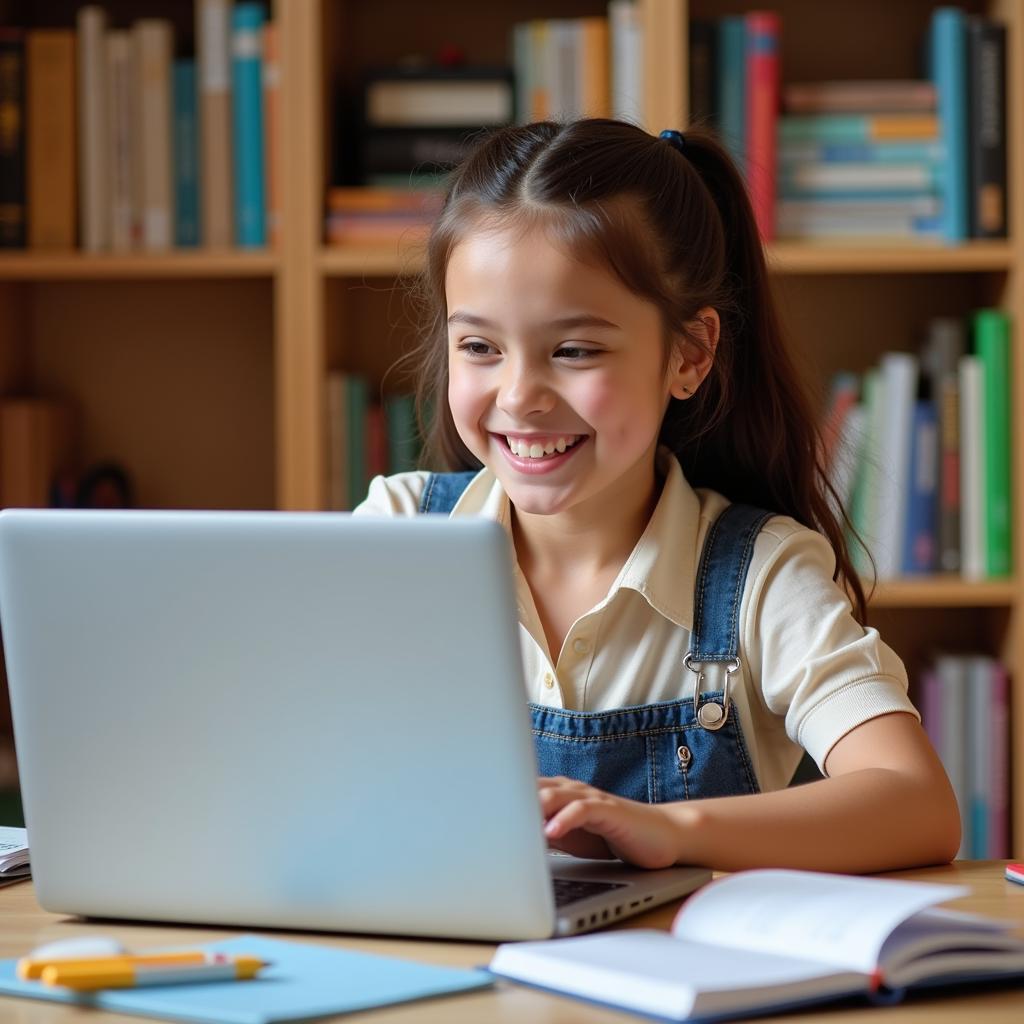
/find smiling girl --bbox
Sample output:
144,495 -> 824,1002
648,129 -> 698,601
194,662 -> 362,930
353,119 -> 960,874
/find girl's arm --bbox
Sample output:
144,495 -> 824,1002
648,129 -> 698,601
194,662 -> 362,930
539,710 -> 962,873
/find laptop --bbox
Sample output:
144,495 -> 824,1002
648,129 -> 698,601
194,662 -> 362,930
0,509 -> 709,941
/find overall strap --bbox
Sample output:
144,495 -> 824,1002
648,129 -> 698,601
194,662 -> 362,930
689,502 -> 774,662
418,471 -> 478,514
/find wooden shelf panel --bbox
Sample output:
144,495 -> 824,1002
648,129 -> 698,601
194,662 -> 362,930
0,251 -> 278,280
867,576 -> 1018,608
321,240 -> 1015,279
769,241 -> 1015,275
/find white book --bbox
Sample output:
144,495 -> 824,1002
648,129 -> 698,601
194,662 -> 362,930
76,5 -> 109,251
609,0 -> 643,126
544,20 -> 577,122
132,20 -> 175,250
786,162 -> 938,191
935,653 -> 969,859
958,354 -> 985,579
873,352 -> 918,579
105,31 -> 135,251
0,826 -> 29,887
491,869 -> 1024,1022
830,402 -> 866,516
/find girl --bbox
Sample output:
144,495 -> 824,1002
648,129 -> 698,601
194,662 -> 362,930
354,119 -> 960,874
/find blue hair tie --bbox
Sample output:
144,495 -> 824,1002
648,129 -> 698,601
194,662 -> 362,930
659,129 -> 687,154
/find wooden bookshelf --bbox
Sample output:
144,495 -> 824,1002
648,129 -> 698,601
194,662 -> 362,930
0,0 -> 1021,850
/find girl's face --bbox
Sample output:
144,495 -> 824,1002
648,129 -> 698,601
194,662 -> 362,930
445,222 -> 695,518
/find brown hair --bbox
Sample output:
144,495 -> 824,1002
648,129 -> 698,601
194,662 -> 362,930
404,118 -> 868,622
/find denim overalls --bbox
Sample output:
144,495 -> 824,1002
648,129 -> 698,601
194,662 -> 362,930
420,471 -> 771,802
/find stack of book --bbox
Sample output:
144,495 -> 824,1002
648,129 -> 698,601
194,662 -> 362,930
688,11 -> 781,241
326,374 -> 420,511
824,309 -> 1011,581
777,80 -> 943,241
775,8 -> 1005,242
325,187 -> 444,246
0,1 -> 279,253
919,654 -> 1009,859
355,64 -> 514,189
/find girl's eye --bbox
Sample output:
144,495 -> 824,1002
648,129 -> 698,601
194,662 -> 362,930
456,340 -> 495,357
555,346 -> 597,361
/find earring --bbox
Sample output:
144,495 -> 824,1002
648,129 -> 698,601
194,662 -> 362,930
681,385 -> 693,396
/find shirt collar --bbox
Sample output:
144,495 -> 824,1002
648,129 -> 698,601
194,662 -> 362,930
448,447 -> 700,631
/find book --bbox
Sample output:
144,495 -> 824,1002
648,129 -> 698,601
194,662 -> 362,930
173,59 -> 201,247
490,869 -> 1024,1022
779,114 -> 939,144
0,826 -> 29,887
196,0 -> 234,247
0,28 -> 25,248
973,308 -> 1011,577
105,30 -> 135,250
76,5 -> 108,251
966,17 -> 1006,237
929,7 -> 969,241
0,934 -> 492,1024
609,0 -> 643,125
901,399 -> 938,575
133,19 -> 175,251
364,66 -> 514,127
26,30 -> 76,250
231,3 -> 266,248
934,653 -> 969,858
262,20 -> 280,247
783,79 -> 936,113
716,16 -> 746,170
958,353 -> 985,579
744,11 -> 779,242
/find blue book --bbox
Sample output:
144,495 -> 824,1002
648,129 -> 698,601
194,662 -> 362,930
716,16 -> 746,171
930,8 -> 969,240
231,3 -> 266,247
173,59 -> 201,247
778,141 -> 944,164
0,935 -> 493,1023
901,400 -> 939,575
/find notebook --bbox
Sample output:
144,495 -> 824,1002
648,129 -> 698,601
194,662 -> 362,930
0,510 -> 709,939
0,935 -> 492,1024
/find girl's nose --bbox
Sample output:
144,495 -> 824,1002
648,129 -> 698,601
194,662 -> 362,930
496,361 -> 555,418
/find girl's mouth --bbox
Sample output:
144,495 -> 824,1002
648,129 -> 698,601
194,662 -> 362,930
494,434 -> 588,474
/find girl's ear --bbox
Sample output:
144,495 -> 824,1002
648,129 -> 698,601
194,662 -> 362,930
668,307 -> 720,400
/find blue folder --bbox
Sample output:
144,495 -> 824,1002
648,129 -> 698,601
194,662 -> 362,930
0,934 -> 493,1024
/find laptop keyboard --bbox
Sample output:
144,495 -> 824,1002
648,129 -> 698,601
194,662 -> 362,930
552,877 -> 627,907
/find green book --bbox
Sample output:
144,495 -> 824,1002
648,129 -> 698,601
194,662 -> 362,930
346,375 -> 369,509
974,309 -> 1012,577
385,393 -> 420,473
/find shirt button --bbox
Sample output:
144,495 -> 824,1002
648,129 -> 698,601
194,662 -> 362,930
572,637 -> 590,656
543,672 -> 555,689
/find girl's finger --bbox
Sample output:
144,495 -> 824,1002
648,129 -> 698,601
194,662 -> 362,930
544,797 -> 615,840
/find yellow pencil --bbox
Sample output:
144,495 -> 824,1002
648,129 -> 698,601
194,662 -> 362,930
18,951 -> 208,981
39,955 -> 268,991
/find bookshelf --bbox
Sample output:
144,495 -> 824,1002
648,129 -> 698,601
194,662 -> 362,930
0,1 -> 1020,850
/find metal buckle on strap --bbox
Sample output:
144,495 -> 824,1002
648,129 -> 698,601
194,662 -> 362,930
683,653 -> 740,732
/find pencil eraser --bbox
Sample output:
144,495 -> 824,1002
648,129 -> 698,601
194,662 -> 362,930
1005,863 -> 1024,885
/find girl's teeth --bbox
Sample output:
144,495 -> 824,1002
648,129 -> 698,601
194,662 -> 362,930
506,435 -> 580,458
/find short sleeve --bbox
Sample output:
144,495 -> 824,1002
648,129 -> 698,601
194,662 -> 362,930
351,472 -> 430,517
742,519 -> 918,773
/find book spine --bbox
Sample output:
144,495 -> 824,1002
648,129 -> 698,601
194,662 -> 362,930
26,31 -> 77,250
688,19 -> 716,125
133,20 -> 175,251
989,661 -> 1009,857
966,655 -> 992,858
930,7 -> 969,241
937,374 -> 961,572
346,375 -> 369,509
231,3 -> 266,247
609,1 -> 642,125
261,21 -> 280,247
577,17 -> 610,119
105,31 -> 135,251
385,394 -> 420,473
325,372 -> 349,511
529,21 -> 550,121
173,59 -> 200,247
958,354 -> 985,580
512,23 -> 532,124
0,30 -> 26,248
196,0 -> 233,247
76,5 -> 108,251
547,20 -> 576,121
849,368 -> 880,576
778,141 -> 944,164
779,114 -> 939,144
366,403 -> 389,481
900,400 -> 938,575
934,654 -> 968,859
744,11 -> 778,242
973,308 -> 1012,577
780,162 -> 942,195
716,17 -> 746,171
966,17 -> 1006,238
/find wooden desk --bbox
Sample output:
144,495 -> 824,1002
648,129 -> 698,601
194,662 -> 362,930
1,861 -> 1022,1023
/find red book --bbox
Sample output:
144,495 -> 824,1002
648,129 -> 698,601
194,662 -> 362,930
745,11 -> 780,242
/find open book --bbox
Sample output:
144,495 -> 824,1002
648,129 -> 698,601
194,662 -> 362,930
489,869 -> 1024,1022
0,827 -> 29,888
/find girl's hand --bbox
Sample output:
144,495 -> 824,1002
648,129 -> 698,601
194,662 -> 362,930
538,776 -> 685,869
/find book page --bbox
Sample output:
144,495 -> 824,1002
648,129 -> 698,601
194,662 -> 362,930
671,870 -> 966,974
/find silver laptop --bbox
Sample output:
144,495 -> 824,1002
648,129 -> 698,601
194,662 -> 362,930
0,509 -> 708,941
